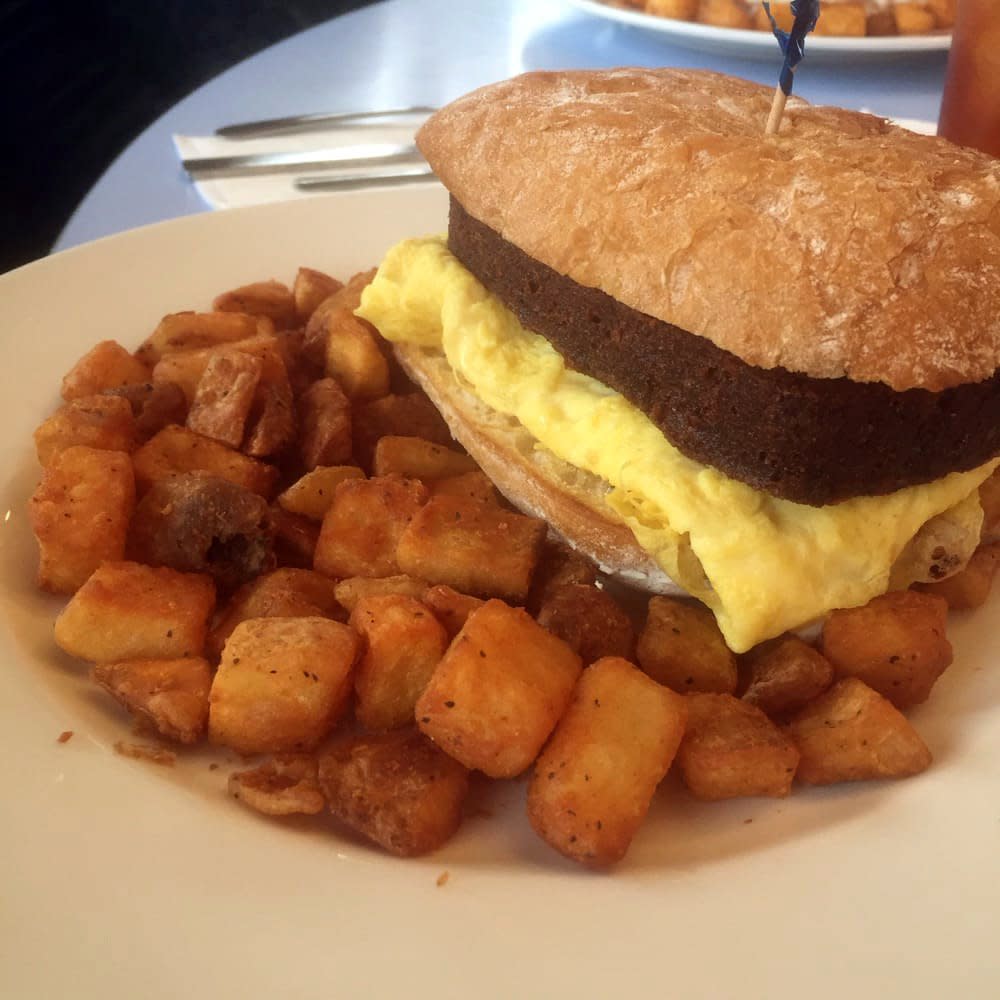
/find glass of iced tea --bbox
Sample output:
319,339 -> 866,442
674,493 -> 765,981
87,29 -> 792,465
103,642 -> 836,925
937,0 -> 1000,157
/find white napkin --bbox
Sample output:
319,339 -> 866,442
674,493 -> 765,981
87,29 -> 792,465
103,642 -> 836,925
173,123 -> 426,210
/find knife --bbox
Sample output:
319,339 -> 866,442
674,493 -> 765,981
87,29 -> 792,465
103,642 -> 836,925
294,163 -> 437,191
182,142 -> 422,179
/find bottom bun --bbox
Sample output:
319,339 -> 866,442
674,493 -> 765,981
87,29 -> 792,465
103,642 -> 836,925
394,343 -> 683,595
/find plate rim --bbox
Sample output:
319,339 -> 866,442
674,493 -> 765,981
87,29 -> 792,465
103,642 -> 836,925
2,188 -> 998,1000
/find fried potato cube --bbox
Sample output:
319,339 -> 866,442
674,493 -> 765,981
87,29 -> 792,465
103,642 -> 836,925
429,469 -> 498,505
209,617 -> 359,754
421,585 -> 484,637
917,543 -> 1000,610
298,378 -> 353,470
324,308 -> 390,402
153,332 -> 296,458
54,561 -> 215,661
229,755 -> 326,816
273,327 -> 312,394
894,3 -> 936,34
528,540 -> 598,611
129,473 -> 273,591
373,436 -> 477,481
979,468 -> 1000,543
91,657 -> 212,744
333,574 -> 429,613
415,600 -> 582,777
740,635 -> 835,718
820,590 -> 952,708
185,350 -> 263,448
341,267 -> 377,302
214,279 -> 297,329
269,505 -> 320,568
34,394 -> 136,466
814,3 -> 867,35
697,0 -> 752,29
135,311 -> 261,366
646,0 -> 698,20
353,391 -> 452,469
318,729 -> 468,856
528,656 -> 687,867
302,268 -> 377,369
677,693 -> 799,800
277,465 -> 365,520
242,368 -> 296,459
29,446 -> 135,594
787,678 -> 932,785
636,596 -> 737,694
132,425 -> 278,497
314,475 -> 428,579
537,583 -> 635,665
259,566 -> 345,615
293,267 -> 343,324
350,595 -> 449,731
61,340 -> 151,401
753,1 -> 792,31
105,380 -> 188,442
153,351 -> 223,407
396,495 -> 545,603
207,568 -> 343,660
151,331 -> 283,404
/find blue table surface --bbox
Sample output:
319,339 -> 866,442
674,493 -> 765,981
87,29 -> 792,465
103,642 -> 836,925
55,0 -> 949,253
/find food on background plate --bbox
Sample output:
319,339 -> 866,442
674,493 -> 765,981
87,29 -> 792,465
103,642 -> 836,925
24,69 -> 1000,867
359,68 -> 1000,655
605,0 -> 954,36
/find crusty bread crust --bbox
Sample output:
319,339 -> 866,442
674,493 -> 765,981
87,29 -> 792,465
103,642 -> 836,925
393,342 -> 683,595
417,68 -> 1000,393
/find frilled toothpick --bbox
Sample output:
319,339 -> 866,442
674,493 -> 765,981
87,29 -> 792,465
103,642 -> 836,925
762,0 -> 821,135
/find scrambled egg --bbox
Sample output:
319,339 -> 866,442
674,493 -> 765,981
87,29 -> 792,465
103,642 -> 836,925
358,237 -> 996,651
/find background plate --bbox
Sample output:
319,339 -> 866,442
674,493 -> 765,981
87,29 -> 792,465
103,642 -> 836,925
1,188 -> 997,999
568,0 -> 953,60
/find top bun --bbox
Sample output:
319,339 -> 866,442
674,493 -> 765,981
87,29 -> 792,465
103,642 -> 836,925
417,69 -> 1000,392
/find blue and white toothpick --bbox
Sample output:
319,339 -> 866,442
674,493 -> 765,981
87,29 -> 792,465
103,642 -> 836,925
762,0 -> 821,134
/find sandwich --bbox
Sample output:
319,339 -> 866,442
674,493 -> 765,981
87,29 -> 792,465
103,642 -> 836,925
356,68 -> 1000,652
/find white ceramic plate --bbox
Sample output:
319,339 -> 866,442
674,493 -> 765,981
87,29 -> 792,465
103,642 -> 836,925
1,189 -> 998,999
568,0 -> 952,60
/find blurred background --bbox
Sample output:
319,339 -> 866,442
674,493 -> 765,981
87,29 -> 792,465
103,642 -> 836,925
1,0 -> 376,274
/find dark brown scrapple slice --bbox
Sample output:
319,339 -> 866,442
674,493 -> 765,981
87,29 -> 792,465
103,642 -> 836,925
448,197 -> 1000,507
